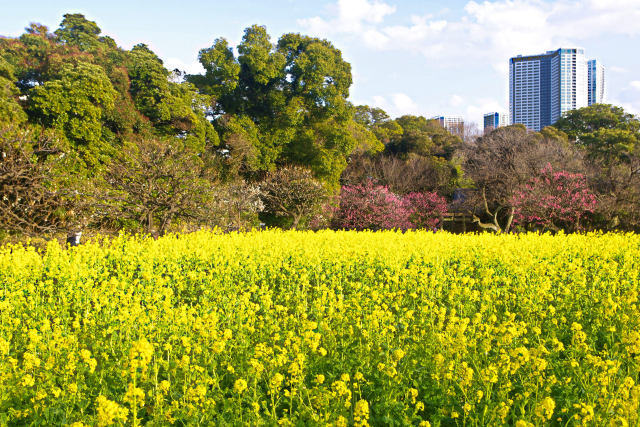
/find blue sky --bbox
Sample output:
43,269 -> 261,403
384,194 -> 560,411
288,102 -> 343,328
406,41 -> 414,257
2,0 -> 639,125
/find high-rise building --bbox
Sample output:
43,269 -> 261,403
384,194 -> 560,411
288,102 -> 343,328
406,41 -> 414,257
483,112 -> 509,132
509,48 -> 602,131
587,59 -> 606,105
431,115 -> 464,135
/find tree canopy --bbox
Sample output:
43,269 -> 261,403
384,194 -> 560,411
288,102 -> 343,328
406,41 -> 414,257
187,26 -> 359,187
0,14 -> 218,171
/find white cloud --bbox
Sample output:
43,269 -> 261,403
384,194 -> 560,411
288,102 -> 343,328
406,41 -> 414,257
630,81 -> 640,90
299,0 -> 640,71
391,93 -> 419,114
368,92 -> 420,117
298,0 -> 396,37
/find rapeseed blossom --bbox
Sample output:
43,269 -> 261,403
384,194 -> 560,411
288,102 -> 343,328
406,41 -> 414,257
0,230 -> 639,424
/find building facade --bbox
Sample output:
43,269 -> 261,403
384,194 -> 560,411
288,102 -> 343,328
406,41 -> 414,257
509,48 -> 602,131
587,59 -> 606,105
431,115 -> 464,135
483,112 -> 509,132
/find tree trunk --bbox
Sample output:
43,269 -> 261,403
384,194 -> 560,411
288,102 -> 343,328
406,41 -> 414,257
291,213 -> 301,230
504,207 -> 515,233
472,215 -> 501,232
146,211 -> 158,239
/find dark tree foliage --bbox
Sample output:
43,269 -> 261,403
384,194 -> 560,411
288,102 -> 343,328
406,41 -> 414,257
342,108 -> 465,198
3,12 -> 640,237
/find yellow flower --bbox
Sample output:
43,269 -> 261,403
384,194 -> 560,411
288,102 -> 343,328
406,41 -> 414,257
96,395 -> 129,427
315,374 -> 325,385
212,341 -> 225,354
234,379 -> 248,394
123,383 -> 145,408
354,399 -> 370,426
336,416 -> 348,427
21,374 -> 35,387
270,373 -> 285,389
393,349 -> 406,361
408,388 -> 418,403
535,397 -> 556,421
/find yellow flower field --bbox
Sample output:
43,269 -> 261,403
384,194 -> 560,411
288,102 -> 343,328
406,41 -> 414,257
1,230 -> 639,425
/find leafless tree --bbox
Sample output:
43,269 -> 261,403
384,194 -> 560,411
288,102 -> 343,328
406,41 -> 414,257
342,153 -> 459,195
0,127 -> 81,236
462,122 -> 482,144
461,125 -> 583,232
94,138 -> 218,238
587,155 -> 640,230
209,181 -> 264,230
260,166 -> 327,229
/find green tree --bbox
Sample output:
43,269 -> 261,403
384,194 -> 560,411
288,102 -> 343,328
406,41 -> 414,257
554,104 -> 640,163
388,115 -> 462,159
26,61 -> 117,166
352,105 -> 396,150
127,44 -> 217,151
277,33 -> 352,121
554,104 -> 640,229
54,13 -> 102,51
0,58 -> 27,124
188,38 -> 240,113
189,26 -> 359,187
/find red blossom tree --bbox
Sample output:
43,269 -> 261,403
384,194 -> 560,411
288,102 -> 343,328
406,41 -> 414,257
333,180 -> 409,230
333,180 -> 448,231
511,163 -> 597,232
402,191 -> 448,230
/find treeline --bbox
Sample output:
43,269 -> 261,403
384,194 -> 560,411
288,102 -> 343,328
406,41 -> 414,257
1,14 -> 639,239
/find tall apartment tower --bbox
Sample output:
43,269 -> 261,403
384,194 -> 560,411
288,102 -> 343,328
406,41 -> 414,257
587,59 -> 606,105
509,48 -> 600,131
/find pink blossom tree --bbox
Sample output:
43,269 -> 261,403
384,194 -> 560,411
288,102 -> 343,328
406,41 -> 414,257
402,191 -> 448,230
333,180 -> 410,231
333,180 -> 449,231
511,163 -> 597,232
